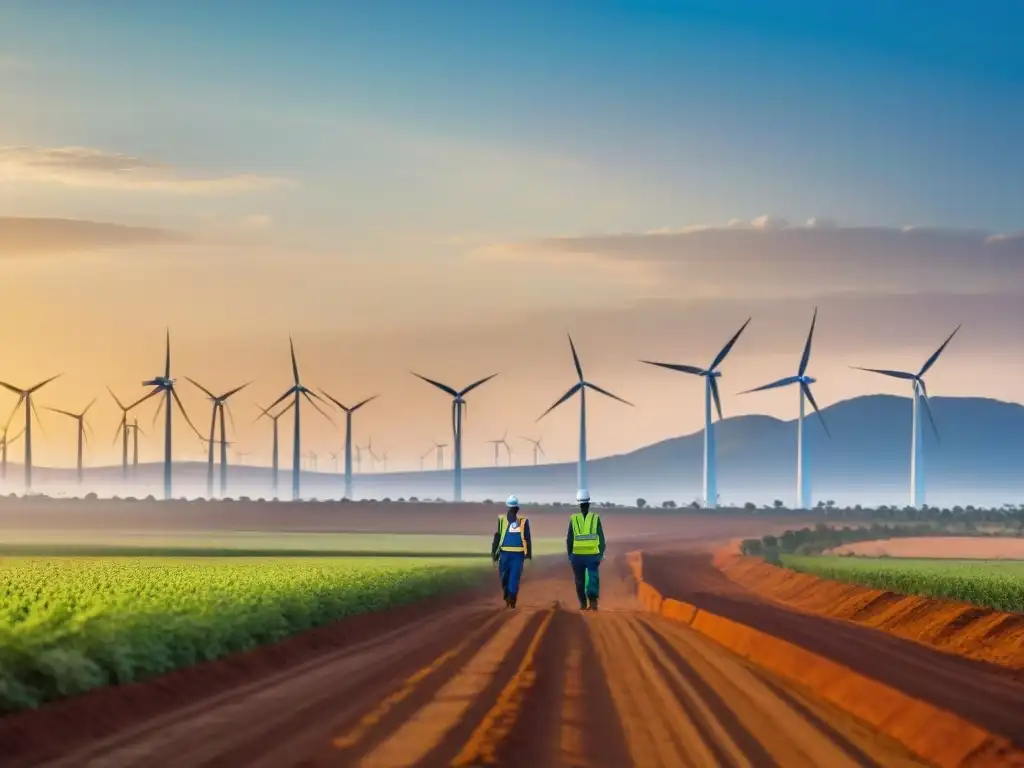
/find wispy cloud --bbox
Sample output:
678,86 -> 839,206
0,146 -> 294,195
0,217 -> 186,256
484,216 -> 1024,299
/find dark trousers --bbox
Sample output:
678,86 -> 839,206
498,552 -> 526,597
570,554 -> 601,605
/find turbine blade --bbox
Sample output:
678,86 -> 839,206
0,381 -> 24,396
112,414 -> 126,446
585,381 -> 634,407
30,399 -> 48,440
918,324 -> 961,377
411,372 -> 458,397
302,390 -> 335,425
850,366 -> 917,381
82,424 -> 90,447
459,373 -> 498,397
266,388 -> 296,412
129,388 -> 162,410
739,375 -> 800,394
537,382 -> 582,422
567,334 -> 584,381
709,376 -> 724,422
709,317 -> 751,371
798,307 -> 817,377
221,382 -> 251,401
107,386 -> 126,411
44,407 -> 77,419
351,395 -> 378,411
3,396 -> 26,434
152,393 -> 165,428
639,361 -> 704,376
171,388 -> 202,438
801,382 -> 832,440
254,403 -> 273,423
83,397 -> 97,415
28,373 -> 62,393
186,377 -> 216,400
318,389 -> 347,411
224,402 -> 237,434
289,336 -> 300,385
919,388 -> 941,444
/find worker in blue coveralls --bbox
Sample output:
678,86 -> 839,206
491,495 -> 532,608
567,489 -> 606,611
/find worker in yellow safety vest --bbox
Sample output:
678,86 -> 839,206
491,495 -> 532,608
567,489 -> 606,610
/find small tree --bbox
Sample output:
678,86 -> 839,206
662,500 -> 677,509
773,499 -> 784,509
743,501 -> 756,511
636,497 -> 647,509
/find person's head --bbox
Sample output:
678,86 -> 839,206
505,495 -> 520,519
576,489 -> 591,513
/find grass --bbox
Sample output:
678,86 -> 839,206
0,555 -> 491,712
782,555 -> 1024,614
0,531 -> 565,558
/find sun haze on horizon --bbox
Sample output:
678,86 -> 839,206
1,1 -> 1022,470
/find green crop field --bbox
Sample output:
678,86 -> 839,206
0,556 -> 490,712
782,555 -> 1024,614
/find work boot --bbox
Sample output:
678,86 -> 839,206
509,594 -> 517,609
588,597 -> 599,611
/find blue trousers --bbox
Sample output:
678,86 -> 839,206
570,554 -> 602,605
498,552 -> 526,597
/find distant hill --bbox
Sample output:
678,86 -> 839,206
6,395 -> 1024,508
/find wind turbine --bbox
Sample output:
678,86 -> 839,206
363,438 -> 378,472
127,418 -> 143,473
539,334 -> 632,497
0,373 -> 62,493
235,450 -> 250,465
434,441 -> 447,469
1,425 -> 24,482
131,330 -> 201,500
45,398 -> 97,485
308,450 -> 318,472
379,449 -> 389,473
329,451 -> 340,472
412,372 -> 498,502
319,392 -> 378,500
641,318 -> 751,509
265,337 -> 333,501
186,378 -> 250,498
739,309 -> 830,509
255,400 -> 294,500
519,435 -> 546,466
420,447 -> 433,471
108,387 -> 141,479
853,325 -> 960,509
486,429 -> 513,466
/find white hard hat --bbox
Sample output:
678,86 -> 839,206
506,495 -> 519,507
576,489 -> 591,503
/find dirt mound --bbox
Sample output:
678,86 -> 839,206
833,536 -> 1024,559
714,544 -> 1024,672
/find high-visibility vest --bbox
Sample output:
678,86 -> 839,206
570,512 -> 601,555
497,515 -> 529,556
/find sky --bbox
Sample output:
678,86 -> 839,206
1,1 -> 1023,473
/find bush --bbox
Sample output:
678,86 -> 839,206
636,498 -> 647,509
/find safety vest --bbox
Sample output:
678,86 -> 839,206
497,515 -> 529,556
570,512 -> 601,555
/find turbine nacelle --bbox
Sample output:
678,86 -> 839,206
144,376 -> 175,389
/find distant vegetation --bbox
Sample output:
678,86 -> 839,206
0,557 -> 487,712
740,523 -> 945,562
781,555 -> 1024,614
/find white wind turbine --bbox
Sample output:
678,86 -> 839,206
434,441 -> 447,469
319,392 -> 377,500
519,435 -> 546,466
412,372 -> 498,502
45,398 -> 97,485
538,334 -> 632,496
641,318 -> 750,509
487,429 -> 513,466
853,325 -> 960,509
0,373 -> 62,494
740,309 -> 831,509
419,447 -> 433,471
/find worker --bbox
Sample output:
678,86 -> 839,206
567,489 -> 605,610
491,495 -> 532,608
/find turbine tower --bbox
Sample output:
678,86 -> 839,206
133,330 -> 200,500
45,398 -> 97,485
434,441 -> 447,469
379,449 -> 389,473
853,325 -> 960,509
519,435 -> 545,466
412,372 -> 498,502
0,374 -> 62,493
641,318 -> 751,509
266,337 -> 333,501
255,400 -> 294,500
187,379 -> 250,498
319,392 -> 378,500
127,418 -> 143,474
539,334 -> 632,496
740,309 -> 831,509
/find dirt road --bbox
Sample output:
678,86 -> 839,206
22,558 -> 929,768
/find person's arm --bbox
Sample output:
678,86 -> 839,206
598,519 -> 606,557
566,521 -> 574,559
491,524 -> 501,561
524,519 -> 533,559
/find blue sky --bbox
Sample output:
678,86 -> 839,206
1,1 -> 1023,469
